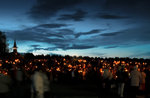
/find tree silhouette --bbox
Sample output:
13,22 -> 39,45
0,31 -> 8,57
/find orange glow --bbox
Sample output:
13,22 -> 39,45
113,64 -> 115,66
78,59 -> 82,63
122,61 -> 125,64
15,59 -> 20,63
56,67 -> 60,71
68,64 -> 72,68
100,68 -> 103,73
83,60 -> 86,63
125,69 -> 128,72
68,69 -> 72,71
0,63 -> 2,67
83,64 -> 86,68
82,70 -> 86,76
78,70 -> 82,73
102,66 -> 104,68
35,66 -> 38,68
73,66 -> 76,69
5,60 -> 8,63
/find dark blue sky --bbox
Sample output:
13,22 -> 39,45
0,0 -> 150,58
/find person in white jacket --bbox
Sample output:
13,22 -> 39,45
130,66 -> 142,98
31,69 -> 44,98
31,68 -> 50,98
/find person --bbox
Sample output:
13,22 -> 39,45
0,70 -> 12,98
31,67 -> 50,98
130,66 -> 142,98
16,68 -> 23,85
102,68 -> 113,90
43,71 -> 50,98
15,68 -> 24,98
71,69 -> 76,83
139,68 -> 146,95
31,68 -> 44,98
145,66 -> 150,98
116,66 -> 128,98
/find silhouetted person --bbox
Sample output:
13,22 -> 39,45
145,67 -> 150,98
103,68 -> 112,89
116,66 -> 128,98
139,68 -> 146,95
0,71 -> 11,98
102,68 -> 113,97
43,70 -> 50,98
15,68 -> 24,98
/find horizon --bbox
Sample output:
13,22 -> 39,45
1,0 -> 150,58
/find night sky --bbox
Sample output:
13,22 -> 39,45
0,0 -> 150,58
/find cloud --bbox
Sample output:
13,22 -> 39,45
49,43 -> 96,50
6,23 -> 68,41
79,26 -> 150,50
104,45 -> 118,49
89,52 -> 106,57
27,47 -> 58,53
58,9 -> 87,21
66,44 -> 95,50
75,29 -> 102,38
100,31 -> 122,36
28,43 -> 96,52
105,0 -> 138,7
37,24 -> 67,28
57,29 -> 74,35
30,45 -> 40,48
130,52 -> 150,58
6,22 -> 150,53
104,0 -> 150,16
28,0 -> 82,21
6,23 -> 100,51
99,14 -> 128,19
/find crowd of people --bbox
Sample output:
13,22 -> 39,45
0,55 -> 150,98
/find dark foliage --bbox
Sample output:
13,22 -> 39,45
0,31 -> 8,57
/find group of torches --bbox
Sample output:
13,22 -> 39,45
0,58 -> 148,80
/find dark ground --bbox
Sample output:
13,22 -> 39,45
49,81 -> 145,98
12,81 -> 147,98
